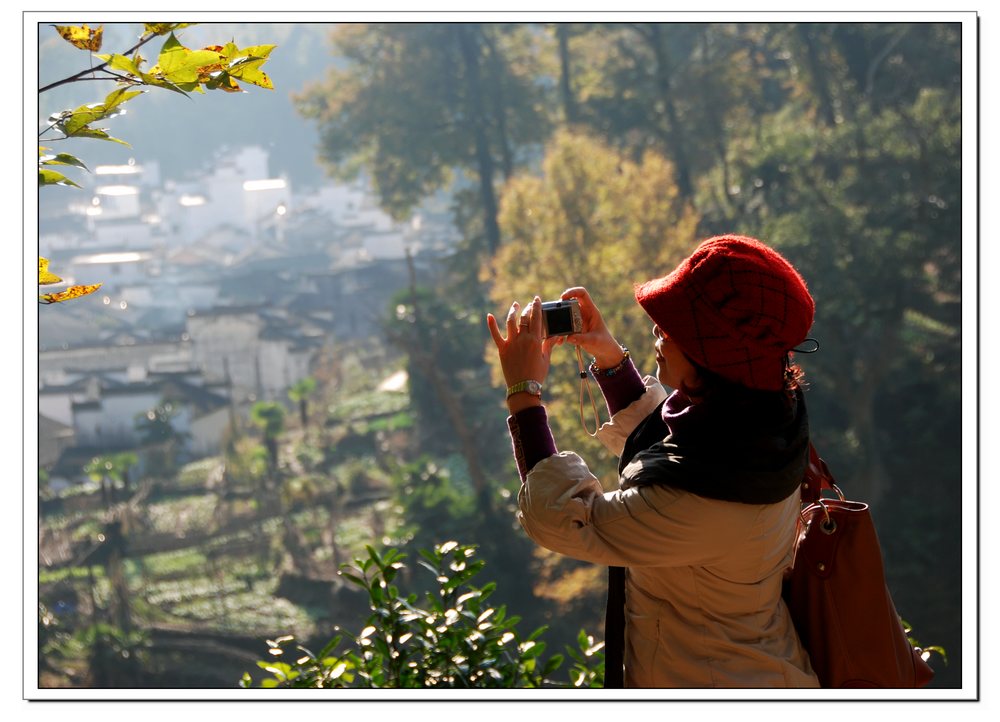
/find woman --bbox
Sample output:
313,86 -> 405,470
486,235 -> 819,688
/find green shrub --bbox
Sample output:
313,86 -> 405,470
240,541 -> 605,688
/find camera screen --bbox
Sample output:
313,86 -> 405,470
545,306 -> 575,336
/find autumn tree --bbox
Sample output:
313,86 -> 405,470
488,130 -> 699,476
548,23 -> 767,209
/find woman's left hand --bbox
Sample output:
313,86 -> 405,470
486,296 -> 562,408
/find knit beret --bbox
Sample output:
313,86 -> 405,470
635,235 -> 814,391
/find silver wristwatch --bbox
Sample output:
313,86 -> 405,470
506,379 -> 543,398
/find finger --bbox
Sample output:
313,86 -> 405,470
563,286 -> 598,318
561,286 -> 589,302
506,302 -> 520,337
486,313 -> 506,348
529,296 -> 543,337
542,336 -> 561,355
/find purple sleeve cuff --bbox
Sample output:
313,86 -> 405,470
507,405 -> 557,481
594,358 -> 646,416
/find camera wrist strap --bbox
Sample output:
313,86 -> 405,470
576,345 -> 603,436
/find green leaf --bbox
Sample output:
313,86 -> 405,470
416,560 -> 439,577
66,127 -> 130,146
96,53 -> 142,76
542,654 -> 564,676
263,662 -> 291,679
39,169 -> 81,188
103,87 -> 144,112
317,635 -> 343,660
137,73 -> 192,96
152,33 -> 224,86
520,640 -> 545,659
59,105 -> 107,135
57,89 -> 140,136
338,570 -> 367,588
234,44 -> 276,61
40,152 -> 89,172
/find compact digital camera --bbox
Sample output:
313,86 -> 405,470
541,298 -> 583,338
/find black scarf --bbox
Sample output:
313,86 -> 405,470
603,387 -> 810,688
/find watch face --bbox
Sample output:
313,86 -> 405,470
527,380 -> 542,395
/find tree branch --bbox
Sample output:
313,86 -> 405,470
39,32 -> 158,94
864,26 -> 910,97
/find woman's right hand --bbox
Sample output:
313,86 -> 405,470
560,287 -> 627,368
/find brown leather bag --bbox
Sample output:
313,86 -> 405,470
783,445 -> 935,688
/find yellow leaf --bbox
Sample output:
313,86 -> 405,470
143,23 -> 195,36
39,284 -> 102,305
53,24 -> 103,52
39,257 -> 62,285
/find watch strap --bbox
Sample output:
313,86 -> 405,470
506,379 -> 543,398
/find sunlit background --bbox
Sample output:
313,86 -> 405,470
33,18 -> 968,693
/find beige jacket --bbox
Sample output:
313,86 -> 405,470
517,376 -> 818,688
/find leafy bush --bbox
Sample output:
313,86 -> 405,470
240,542 -> 605,688
389,458 -> 477,552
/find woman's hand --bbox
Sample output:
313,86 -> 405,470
487,297 -> 562,412
560,287 -> 626,368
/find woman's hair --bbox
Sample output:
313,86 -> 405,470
679,353 -> 805,409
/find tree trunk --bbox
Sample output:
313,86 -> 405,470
455,24 -> 502,254
483,29 -> 515,181
398,250 -> 493,513
556,24 -> 579,125
104,521 -> 131,634
828,312 -> 902,508
796,24 -> 838,127
643,24 -> 695,203
265,437 -> 279,477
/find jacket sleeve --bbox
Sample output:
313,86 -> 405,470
593,375 -> 667,457
516,378 -> 755,568
517,452 -> 760,568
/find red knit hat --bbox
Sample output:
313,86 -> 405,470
635,235 -> 814,391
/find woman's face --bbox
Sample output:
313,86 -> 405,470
653,324 -> 699,392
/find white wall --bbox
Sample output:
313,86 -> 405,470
74,390 -> 158,445
257,339 -> 314,402
39,392 -> 73,427
189,406 -> 230,457
186,313 -> 262,390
